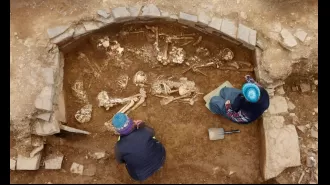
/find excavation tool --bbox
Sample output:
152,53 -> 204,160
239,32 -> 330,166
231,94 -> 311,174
208,128 -> 240,140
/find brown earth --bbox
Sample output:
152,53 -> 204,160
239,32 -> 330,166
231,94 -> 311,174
11,22 -> 262,184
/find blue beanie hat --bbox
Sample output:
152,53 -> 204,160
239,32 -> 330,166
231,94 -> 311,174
112,113 -> 134,135
242,83 -> 260,103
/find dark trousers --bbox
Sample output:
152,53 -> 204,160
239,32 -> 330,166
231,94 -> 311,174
209,87 -> 241,122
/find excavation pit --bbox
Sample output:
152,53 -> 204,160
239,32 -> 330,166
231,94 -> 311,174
61,21 -> 262,183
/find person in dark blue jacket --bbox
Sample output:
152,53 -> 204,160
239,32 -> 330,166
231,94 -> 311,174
112,113 -> 166,181
209,75 -> 269,124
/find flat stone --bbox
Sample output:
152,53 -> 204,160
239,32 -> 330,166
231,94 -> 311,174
60,124 -> 90,135
287,100 -> 296,110
161,10 -> 169,17
208,17 -> 223,31
280,29 -> 297,48
73,24 -> 87,38
310,129 -> 318,139
83,164 -> 96,176
51,28 -> 75,44
220,19 -> 237,38
296,125 -> 306,133
261,116 -> 301,180
95,17 -> 115,25
10,158 -> 16,170
42,68 -> 54,85
169,15 -> 178,20
197,11 -> 211,26
97,9 -> 110,19
179,12 -> 198,26
141,4 -> 160,17
16,153 -> 42,170
300,83 -> 311,92
112,7 -> 131,20
55,90 -> 66,123
37,113 -> 52,122
237,24 -> 250,44
268,96 -> 288,114
128,5 -> 142,17
82,21 -> 104,32
89,151 -> 106,160
249,29 -> 257,46
47,25 -> 70,39
294,29 -> 308,42
44,154 -> 64,169
32,115 -> 60,136
70,162 -> 84,175
34,86 -> 54,111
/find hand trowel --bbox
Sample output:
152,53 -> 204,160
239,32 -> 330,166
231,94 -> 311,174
208,128 -> 240,140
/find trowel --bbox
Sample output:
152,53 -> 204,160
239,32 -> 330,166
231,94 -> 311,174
208,128 -> 240,140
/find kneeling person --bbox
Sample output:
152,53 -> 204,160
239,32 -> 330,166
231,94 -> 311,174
112,113 -> 166,181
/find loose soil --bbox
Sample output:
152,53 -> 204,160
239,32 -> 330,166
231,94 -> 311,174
11,22 -> 262,184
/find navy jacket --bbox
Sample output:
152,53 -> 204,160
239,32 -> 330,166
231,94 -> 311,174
231,87 -> 270,123
115,123 -> 166,181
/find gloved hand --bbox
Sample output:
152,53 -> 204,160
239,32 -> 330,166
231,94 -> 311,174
245,75 -> 252,81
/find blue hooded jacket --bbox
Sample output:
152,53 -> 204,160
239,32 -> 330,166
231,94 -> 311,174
115,123 -> 166,181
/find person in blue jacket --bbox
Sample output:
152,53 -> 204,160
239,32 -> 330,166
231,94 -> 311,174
209,75 -> 269,124
112,113 -> 166,181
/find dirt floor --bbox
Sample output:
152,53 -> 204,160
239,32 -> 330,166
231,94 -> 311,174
11,22 -> 262,184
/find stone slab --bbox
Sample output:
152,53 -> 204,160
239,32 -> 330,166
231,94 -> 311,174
178,12 -> 198,26
197,11 -> 211,26
10,158 -> 16,170
141,4 -> 161,17
16,153 -> 42,170
268,96 -> 288,115
42,68 -> 54,85
128,5 -> 142,17
261,116 -> 301,180
34,86 -> 54,111
47,25 -> 70,39
70,162 -> 84,175
51,28 -> 75,44
208,17 -> 223,32
44,154 -> 64,170
220,19 -> 237,39
32,115 -> 60,136
37,113 -> 52,122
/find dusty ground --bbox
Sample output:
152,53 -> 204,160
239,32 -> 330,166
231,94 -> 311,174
10,0 -> 318,184
11,21 -> 261,184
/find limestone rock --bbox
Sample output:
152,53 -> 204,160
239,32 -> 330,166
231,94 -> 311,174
294,29 -> 308,42
83,164 -> 96,176
112,7 -> 131,20
141,4 -> 160,17
34,86 -> 54,111
128,5 -> 142,17
10,158 -> 16,170
36,113 -> 52,122
262,48 -> 292,80
16,153 -> 42,170
47,25 -> 70,39
51,28 -> 75,44
42,68 -> 54,85
296,125 -> 306,133
73,24 -> 87,37
88,151 -> 106,160
82,21 -> 104,31
44,154 -> 64,169
32,115 -> 60,136
70,162 -> 84,175
280,29 -> 297,48
55,90 -> 66,123
261,116 -> 301,180
97,9 -> 110,19
268,96 -> 288,114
